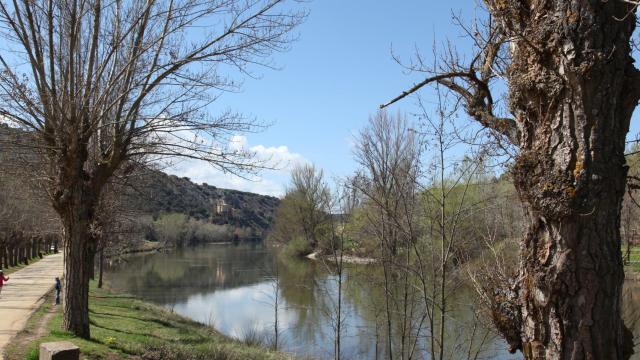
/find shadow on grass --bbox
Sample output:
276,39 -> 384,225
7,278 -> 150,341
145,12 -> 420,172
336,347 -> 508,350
90,303 -> 140,310
90,295 -> 136,300
89,320 -> 164,340
89,310 -> 177,328
88,337 -> 139,356
87,317 -> 214,354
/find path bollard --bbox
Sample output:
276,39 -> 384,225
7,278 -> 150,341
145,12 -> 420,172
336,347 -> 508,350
39,342 -> 79,360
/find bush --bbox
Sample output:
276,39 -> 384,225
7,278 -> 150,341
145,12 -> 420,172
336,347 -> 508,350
152,213 -> 235,247
283,236 -> 313,258
153,213 -> 191,247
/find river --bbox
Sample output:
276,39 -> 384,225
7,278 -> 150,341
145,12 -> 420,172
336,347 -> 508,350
103,243 -> 526,359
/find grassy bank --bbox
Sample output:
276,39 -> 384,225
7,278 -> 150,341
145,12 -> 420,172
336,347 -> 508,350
5,281 -> 292,360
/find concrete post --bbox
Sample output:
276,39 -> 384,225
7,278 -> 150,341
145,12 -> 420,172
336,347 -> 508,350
39,342 -> 79,360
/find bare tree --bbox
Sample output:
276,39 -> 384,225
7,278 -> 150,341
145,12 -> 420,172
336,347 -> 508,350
272,261 -> 281,351
320,181 -> 359,360
353,110 -> 423,360
270,163 -> 331,251
290,164 -> 331,249
382,2 -> 639,358
92,179 -> 144,289
0,129 -> 62,269
0,0 -> 305,337
414,94 -> 491,360
624,143 -> 640,264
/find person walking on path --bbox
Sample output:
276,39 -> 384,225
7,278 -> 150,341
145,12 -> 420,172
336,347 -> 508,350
55,277 -> 61,305
0,270 -> 9,297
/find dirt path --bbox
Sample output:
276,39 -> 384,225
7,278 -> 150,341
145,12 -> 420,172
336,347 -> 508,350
3,293 -> 58,360
0,253 -> 63,358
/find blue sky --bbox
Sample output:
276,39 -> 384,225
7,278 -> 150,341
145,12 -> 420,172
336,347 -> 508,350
168,0 -> 640,196
170,0 -> 478,195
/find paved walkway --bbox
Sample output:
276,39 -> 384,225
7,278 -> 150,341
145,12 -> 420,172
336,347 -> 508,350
0,253 -> 64,358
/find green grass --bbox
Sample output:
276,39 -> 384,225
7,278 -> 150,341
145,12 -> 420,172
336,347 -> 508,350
6,281 -> 293,360
624,245 -> 640,273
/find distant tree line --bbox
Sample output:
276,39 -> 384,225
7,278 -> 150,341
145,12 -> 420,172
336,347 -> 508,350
0,140 -> 62,270
145,213 -> 258,247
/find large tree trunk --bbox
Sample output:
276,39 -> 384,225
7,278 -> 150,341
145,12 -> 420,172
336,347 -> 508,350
62,220 -> 91,338
488,1 -> 640,358
59,184 -> 98,339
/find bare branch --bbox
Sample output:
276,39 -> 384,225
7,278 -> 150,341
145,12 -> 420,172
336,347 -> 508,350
381,18 -> 519,145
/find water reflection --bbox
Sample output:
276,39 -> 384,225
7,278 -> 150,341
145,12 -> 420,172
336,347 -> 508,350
104,243 -> 521,359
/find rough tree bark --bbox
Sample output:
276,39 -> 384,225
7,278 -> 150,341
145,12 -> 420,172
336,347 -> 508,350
493,1 -> 638,358
61,217 -> 91,338
56,182 -> 99,339
383,1 -> 640,358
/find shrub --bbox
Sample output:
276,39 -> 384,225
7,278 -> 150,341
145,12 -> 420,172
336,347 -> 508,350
283,236 -> 313,258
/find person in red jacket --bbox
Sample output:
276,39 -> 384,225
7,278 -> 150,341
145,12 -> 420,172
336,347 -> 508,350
0,270 -> 9,297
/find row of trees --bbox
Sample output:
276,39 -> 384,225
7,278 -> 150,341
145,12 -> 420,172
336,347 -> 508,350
0,0 -> 306,338
0,134 -> 62,270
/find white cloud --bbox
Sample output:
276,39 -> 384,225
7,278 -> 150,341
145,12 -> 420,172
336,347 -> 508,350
250,144 -> 308,170
173,281 -> 300,339
165,135 -> 308,197
229,135 -> 248,151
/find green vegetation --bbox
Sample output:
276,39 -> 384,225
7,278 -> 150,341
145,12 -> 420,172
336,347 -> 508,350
267,164 -> 333,255
147,213 -> 235,247
283,236 -> 314,258
624,245 -> 640,273
129,169 -> 280,232
5,282 -> 292,360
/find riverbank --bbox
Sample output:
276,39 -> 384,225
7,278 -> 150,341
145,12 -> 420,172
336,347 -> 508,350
106,239 -> 171,258
306,251 -> 377,265
4,281 -> 294,360
107,240 -> 238,259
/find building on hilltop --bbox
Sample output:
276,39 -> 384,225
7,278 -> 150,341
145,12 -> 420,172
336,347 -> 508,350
214,199 -> 233,215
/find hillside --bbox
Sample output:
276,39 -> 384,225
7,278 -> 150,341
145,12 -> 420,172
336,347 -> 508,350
0,124 -> 280,237
127,168 -> 280,234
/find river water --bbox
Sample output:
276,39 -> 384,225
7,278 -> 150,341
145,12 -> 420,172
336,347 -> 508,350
104,243 -> 525,359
